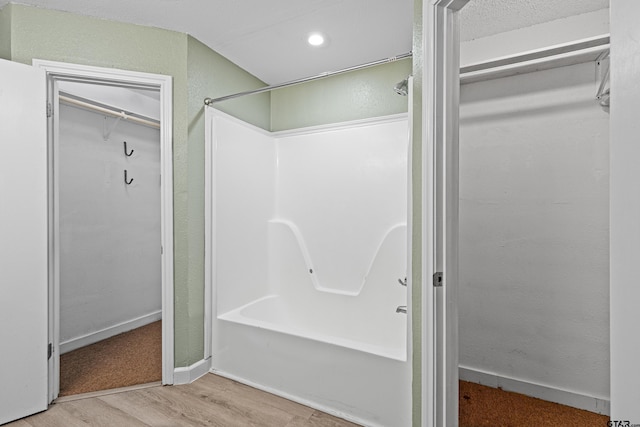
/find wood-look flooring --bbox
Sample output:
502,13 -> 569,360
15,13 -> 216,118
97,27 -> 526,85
6,373 -> 361,427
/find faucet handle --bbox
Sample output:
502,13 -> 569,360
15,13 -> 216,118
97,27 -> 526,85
398,277 -> 407,287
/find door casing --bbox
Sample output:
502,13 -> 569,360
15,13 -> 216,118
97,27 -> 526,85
32,59 -> 174,402
421,1 -> 468,426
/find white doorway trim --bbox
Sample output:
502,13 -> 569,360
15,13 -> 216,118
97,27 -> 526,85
32,59 -> 174,402
421,0 -> 469,426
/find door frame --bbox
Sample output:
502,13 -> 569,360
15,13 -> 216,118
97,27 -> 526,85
421,0 -> 468,425
32,59 -> 174,402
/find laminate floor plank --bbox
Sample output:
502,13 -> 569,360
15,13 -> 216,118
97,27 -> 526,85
21,402 -> 108,427
5,374 -> 362,427
3,420 -> 32,427
285,412 -> 362,427
98,389 -> 198,427
135,385 -> 230,427
165,378 -> 297,427
59,398 -> 152,427
192,374 -> 316,420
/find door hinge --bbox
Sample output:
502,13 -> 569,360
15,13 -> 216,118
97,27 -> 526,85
433,272 -> 443,287
46,102 -> 52,118
47,343 -> 53,360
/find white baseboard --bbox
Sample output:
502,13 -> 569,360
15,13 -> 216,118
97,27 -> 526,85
459,365 -> 610,416
173,358 -> 212,385
60,310 -> 162,354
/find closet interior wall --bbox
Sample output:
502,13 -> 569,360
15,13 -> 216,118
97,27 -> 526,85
456,8 -> 610,414
58,86 -> 162,353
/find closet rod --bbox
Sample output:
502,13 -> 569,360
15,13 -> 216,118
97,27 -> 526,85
59,94 -> 161,129
460,34 -> 609,84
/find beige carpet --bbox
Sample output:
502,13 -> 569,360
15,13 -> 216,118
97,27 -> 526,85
59,320 -> 162,396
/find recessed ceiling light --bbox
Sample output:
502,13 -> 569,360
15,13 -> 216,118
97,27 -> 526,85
307,33 -> 325,47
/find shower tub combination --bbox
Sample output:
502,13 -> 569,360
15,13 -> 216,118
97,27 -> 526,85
205,109 -> 411,427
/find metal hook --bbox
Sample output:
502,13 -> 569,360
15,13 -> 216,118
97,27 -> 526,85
124,141 -> 134,156
124,170 -> 134,185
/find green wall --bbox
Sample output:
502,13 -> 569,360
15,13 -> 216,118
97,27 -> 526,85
6,3 -> 269,368
270,58 -> 411,131
189,37 -> 270,130
0,4 -> 10,60
184,36 -> 269,363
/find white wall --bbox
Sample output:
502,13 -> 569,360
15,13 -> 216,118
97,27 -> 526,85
610,0 -> 640,422
458,60 -> 610,407
58,103 -> 161,350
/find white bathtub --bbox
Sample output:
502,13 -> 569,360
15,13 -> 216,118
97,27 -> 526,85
212,313 -> 411,427
212,222 -> 411,427
208,110 -> 411,427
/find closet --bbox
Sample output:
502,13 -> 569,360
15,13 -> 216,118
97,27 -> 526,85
457,48 -> 610,411
56,81 -> 162,395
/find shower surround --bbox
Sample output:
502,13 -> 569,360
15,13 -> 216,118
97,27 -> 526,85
205,108 -> 411,427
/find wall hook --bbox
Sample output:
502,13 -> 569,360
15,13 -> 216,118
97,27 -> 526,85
124,141 -> 134,156
124,169 -> 134,185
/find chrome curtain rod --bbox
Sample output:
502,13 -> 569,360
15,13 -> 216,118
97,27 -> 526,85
204,51 -> 413,105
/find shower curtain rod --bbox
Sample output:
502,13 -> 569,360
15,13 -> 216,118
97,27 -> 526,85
204,35 -> 608,105
59,93 -> 161,129
204,52 -> 413,105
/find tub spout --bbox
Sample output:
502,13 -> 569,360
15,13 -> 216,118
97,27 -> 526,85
396,305 -> 407,314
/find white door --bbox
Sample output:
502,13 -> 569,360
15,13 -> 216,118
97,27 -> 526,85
0,58 -> 49,424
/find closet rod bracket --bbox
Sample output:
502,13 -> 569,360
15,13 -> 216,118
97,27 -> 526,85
103,114 -> 126,141
596,55 -> 610,108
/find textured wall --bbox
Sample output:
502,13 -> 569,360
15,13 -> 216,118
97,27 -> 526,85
7,4 -> 269,368
459,61 -> 609,400
8,3 -> 195,365
184,36 -> 269,365
0,4 -> 10,60
461,9 -> 610,67
459,0 -> 608,41
58,104 -> 162,346
270,58 -> 410,131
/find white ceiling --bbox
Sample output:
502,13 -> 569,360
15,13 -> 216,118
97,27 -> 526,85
1,0 -> 608,84
459,0 -> 608,41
